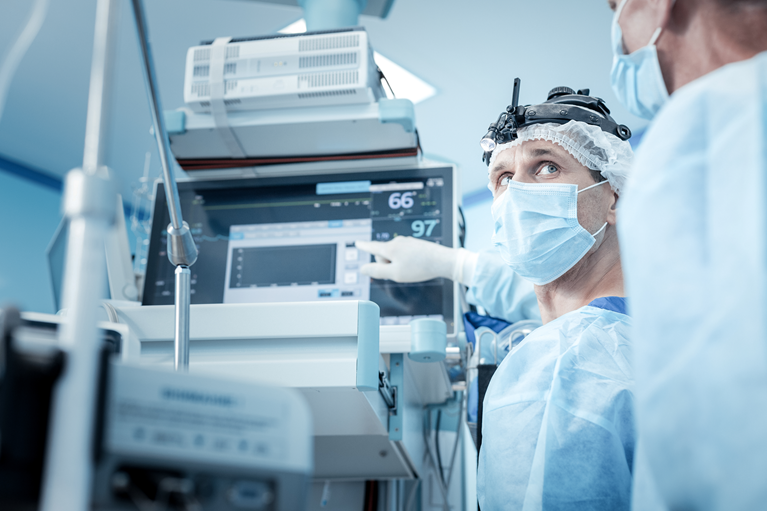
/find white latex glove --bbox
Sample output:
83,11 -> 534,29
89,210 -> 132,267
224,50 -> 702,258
356,237 -> 477,284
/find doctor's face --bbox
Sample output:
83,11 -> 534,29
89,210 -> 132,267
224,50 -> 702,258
488,140 -> 603,200
488,139 -> 615,234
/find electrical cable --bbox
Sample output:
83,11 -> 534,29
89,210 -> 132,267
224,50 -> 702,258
445,392 -> 466,489
368,480 -> 373,511
101,301 -> 119,323
120,478 -> 157,511
0,0 -> 49,125
404,480 -> 421,511
464,350 -> 478,447
363,480 -> 378,511
435,410 -> 446,487
377,67 -> 396,99
421,393 -> 469,511
422,408 -> 450,511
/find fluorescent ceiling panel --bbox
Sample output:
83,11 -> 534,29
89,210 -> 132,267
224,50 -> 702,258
278,20 -> 436,104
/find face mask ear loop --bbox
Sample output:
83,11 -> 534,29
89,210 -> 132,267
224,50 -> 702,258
578,180 -> 609,195
591,222 -> 608,238
648,27 -> 662,46
650,0 -> 676,47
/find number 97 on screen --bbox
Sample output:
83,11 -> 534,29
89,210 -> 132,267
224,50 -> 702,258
411,219 -> 438,238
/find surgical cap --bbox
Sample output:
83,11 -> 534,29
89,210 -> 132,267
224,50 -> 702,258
488,120 -> 634,195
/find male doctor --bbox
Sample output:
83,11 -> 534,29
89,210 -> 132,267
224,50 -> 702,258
359,85 -> 638,508
608,0 -> 767,509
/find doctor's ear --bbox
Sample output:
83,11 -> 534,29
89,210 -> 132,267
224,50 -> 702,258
607,192 -> 620,224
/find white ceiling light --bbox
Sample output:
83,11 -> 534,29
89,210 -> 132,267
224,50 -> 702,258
279,19 -> 307,34
278,19 -> 437,104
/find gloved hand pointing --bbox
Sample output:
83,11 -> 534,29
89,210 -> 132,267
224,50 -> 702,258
356,236 -> 473,284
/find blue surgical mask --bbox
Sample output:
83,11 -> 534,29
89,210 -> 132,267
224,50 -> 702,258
491,180 -> 609,286
610,0 -> 670,120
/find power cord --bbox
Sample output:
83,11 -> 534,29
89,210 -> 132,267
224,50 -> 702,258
377,67 -> 396,99
435,410 -> 446,487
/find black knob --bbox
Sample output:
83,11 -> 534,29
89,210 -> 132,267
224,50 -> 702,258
616,125 -> 632,140
547,86 -> 576,100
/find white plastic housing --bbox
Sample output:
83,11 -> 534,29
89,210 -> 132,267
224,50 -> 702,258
183,29 -> 383,113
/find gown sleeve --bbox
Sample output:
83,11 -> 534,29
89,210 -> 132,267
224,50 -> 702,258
466,249 -> 540,322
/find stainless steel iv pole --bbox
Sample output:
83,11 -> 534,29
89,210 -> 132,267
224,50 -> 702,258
130,0 -> 198,371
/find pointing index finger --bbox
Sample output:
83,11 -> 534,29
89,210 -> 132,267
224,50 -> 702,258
355,240 -> 390,258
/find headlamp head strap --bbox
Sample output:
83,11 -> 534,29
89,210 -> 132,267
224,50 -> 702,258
481,79 -> 632,165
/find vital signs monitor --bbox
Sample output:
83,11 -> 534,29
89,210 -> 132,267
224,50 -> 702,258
143,166 -> 458,333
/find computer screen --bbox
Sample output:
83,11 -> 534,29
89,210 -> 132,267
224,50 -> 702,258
143,166 -> 456,333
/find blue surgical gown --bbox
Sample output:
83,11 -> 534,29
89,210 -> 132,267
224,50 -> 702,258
618,50 -> 767,511
477,301 -> 635,510
467,249 -> 541,322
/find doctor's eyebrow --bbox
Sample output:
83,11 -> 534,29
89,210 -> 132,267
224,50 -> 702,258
489,160 -> 513,175
529,148 -> 554,158
490,148 -> 558,175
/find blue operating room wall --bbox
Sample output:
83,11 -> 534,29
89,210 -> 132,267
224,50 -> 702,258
0,168 -> 61,313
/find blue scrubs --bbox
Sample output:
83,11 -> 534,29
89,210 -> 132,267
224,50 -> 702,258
619,50 -> 767,510
477,298 -> 635,511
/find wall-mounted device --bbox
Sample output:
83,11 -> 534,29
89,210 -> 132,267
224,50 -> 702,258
183,28 -> 383,113
168,27 -> 418,170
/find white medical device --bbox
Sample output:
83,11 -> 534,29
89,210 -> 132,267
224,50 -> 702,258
184,28 -> 383,113
167,27 -> 418,170
120,159 -> 463,495
92,362 -> 312,510
110,299 -> 453,481
0,311 -> 313,510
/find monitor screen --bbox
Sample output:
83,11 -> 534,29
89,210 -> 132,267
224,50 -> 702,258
143,166 -> 456,333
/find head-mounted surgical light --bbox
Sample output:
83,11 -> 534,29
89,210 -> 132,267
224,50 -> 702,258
479,136 -> 496,153
480,78 -> 632,165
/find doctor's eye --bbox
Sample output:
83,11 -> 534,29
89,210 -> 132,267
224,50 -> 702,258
536,163 -> 559,176
499,175 -> 512,187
